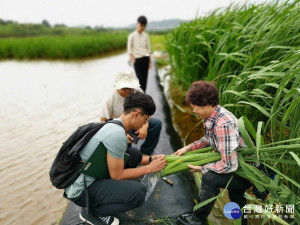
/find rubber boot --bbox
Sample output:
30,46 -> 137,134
177,182 -> 219,225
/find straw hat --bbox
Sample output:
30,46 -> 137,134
114,71 -> 141,89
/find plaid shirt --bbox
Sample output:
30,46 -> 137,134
190,105 -> 245,174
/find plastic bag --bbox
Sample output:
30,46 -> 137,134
141,172 -> 160,201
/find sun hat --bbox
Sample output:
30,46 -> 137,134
114,71 -> 141,89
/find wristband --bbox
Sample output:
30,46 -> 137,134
149,156 -> 152,163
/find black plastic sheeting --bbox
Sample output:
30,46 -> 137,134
60,61 -> 198,225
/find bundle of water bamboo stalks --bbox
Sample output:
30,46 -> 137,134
160,117 -> 300,225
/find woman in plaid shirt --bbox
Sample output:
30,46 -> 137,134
175,81 -> 251,225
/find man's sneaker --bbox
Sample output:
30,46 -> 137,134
176,213 -> 208,225
79,208 -> 119,225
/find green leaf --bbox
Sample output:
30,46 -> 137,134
262,162 -> 300,189
193,195 -> 219,212
238,101 -> 271,117
289,151 -> 300,166
238,117 -> 256,149
193,175 -> 233,211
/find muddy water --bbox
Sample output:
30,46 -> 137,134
0,52 -> 131,225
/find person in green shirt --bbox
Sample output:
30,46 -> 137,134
65,91 -> 166,225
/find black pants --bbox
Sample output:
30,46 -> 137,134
124,146 -> 143,168
201,171 -> 252,209
128,118 -> 162,155
67,148 -> 145,217
134,56 -> 150,92
69,179 -> 146,216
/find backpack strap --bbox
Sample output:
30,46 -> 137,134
106,119 -> 124,129
84,175 -> 89,225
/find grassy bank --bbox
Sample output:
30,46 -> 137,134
0,19 -> 112,37
150,34 -> 167,52
150,34 -> 170,68
0,32 -> 128,59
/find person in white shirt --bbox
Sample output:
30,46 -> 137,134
127,15 -> 152,92
100,71 -> 162,156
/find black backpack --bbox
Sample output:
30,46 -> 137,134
49,120 -> 123,189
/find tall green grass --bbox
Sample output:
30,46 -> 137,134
0,32 -> 128,59
167,1 -> 299,87
167,1 -> 300,140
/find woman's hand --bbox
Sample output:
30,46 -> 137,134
172,145 -> 191,156
187,164 -> 202,172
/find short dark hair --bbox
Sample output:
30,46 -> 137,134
186,81 -> 219,106
123,91 -> 156,115
137,16 -> 147,25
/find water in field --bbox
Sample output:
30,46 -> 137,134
0,52 -> 131,225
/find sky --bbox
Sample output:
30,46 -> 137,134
0,0 -> 269,28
